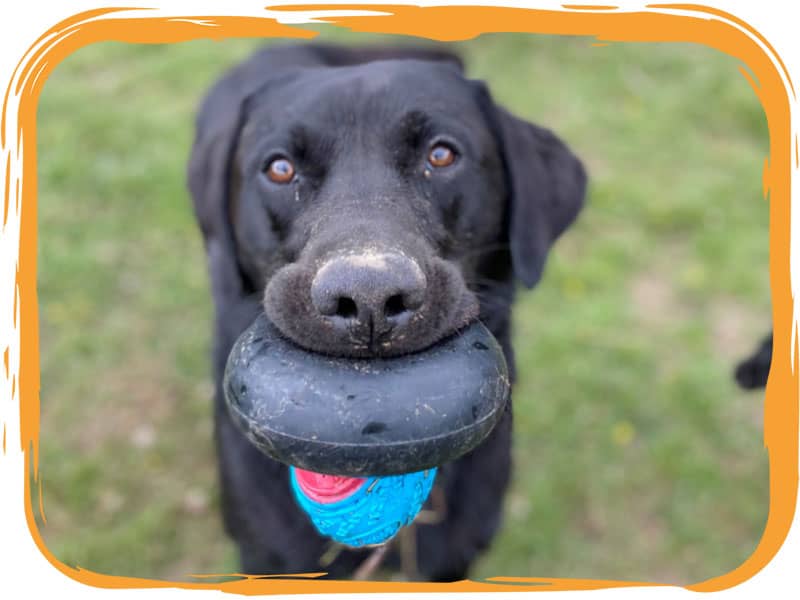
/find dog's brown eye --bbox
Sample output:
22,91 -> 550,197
428,144 -> 456,168
265,157 -> 295,183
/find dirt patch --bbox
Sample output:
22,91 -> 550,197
77,356 -> 183,454
628,238 -> 690,327
709,297 -> 765,362
629,271 -> 689,328
630,253 -> 767,365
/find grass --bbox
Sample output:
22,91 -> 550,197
34,28 -> 770,585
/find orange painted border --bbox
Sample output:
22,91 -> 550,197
4,3 -> 795,595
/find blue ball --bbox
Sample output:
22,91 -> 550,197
290,467 -> 437,547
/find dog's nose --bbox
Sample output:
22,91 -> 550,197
310,252 -> 427,335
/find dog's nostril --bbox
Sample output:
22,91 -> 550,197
335,297 -> 359,319
384,294 -> 407,318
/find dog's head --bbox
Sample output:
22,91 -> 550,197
189,44 -> 586,358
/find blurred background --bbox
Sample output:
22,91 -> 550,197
34,27 -> 771,584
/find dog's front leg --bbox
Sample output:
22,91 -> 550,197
413,403 -> 513,582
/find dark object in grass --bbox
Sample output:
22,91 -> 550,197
223,313 -> 511,477
734,333 -> 772,389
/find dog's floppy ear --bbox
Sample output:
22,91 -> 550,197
484,93 -> 587,288
187,48 -> 295,306
187,84 -> 249,308
188,45 -> 327,308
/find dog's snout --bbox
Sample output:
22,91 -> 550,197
310,252 -> 427,334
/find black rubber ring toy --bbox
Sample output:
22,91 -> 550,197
223,313 -> 511,477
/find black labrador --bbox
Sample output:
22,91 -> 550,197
188,43 -> 586,581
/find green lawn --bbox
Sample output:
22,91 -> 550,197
34,27 -> 770,585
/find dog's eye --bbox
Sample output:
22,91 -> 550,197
264,157 -> 295,184
428,143 -> 456,168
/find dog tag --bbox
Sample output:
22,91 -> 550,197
223,313 -> 510,477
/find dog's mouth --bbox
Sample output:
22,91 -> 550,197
223,313 -> 509,477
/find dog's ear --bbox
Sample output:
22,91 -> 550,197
187,85 -> 247,308
482,89 -> 587,288
188,45 -> 325,308
187,49 -> 291,307
500,109 -> 587,288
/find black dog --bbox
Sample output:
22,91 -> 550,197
188,43 -> 586,581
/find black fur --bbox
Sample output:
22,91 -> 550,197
188,43 -> 587,580
735,333 -> 772,389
